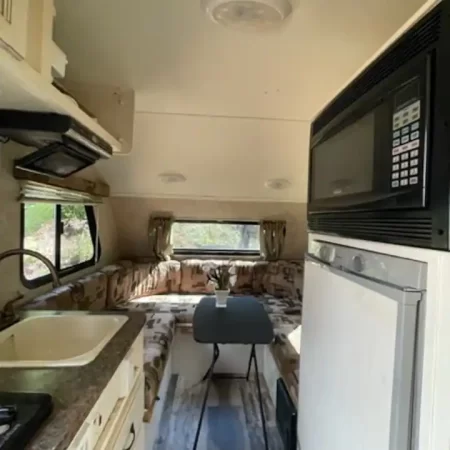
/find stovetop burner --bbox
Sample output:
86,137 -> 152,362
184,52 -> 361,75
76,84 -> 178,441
0,393 -> 52,450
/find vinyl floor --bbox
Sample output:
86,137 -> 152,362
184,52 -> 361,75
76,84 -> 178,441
152,374 -> 284,450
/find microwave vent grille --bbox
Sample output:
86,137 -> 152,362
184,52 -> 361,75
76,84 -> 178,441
308,215 -> 433,247
313,7 -> 442,136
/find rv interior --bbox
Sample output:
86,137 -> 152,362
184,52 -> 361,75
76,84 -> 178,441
0,0 -> 449,449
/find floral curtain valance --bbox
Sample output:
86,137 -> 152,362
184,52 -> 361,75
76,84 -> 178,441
18,181 -> 103,205
148,216 -> 174,261
260,220 -> 287,261
14,167 -> 109,204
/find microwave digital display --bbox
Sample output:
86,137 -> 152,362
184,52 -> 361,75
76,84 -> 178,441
394,77 -> 420,111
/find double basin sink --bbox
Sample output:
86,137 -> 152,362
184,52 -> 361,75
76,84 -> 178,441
0,314 -> 128,368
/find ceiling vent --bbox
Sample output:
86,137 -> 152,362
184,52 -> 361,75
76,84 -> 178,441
265,178 -> 291,190
201,0 -> 293,30
158,172 -> 187,184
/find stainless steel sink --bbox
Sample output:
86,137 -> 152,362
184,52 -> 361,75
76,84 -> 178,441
0,314 -> 128,368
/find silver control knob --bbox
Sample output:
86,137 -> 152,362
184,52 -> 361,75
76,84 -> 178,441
319,245 -> 335,263
352,254 -> 365,273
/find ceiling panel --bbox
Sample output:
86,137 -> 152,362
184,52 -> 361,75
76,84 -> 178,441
54,0 -> 426,201
55,0 -> 425,120
98,113 -> 310,202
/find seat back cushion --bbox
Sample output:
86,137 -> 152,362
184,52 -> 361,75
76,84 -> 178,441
70,271 -> 108,310
128,262 -> 153,299
263,260 -> 304,300
23,272 -> 108,311
22,285 -> 76,310
146,261 -> 182,295
230,261 -> 256,294
180,259 -> 217,294
252,261 -> 269,294
102,264 -> 134,307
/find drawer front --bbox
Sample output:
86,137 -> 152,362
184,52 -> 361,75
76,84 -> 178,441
91,367 -> 122,442
69,332 -> 144,450
113,374 -> 145,450
119,331 -> 144,397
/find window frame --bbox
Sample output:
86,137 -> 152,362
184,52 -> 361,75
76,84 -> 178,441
20,204 -> 101,288
172,219 -> 261,257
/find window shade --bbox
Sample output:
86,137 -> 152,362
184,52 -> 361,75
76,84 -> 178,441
19,181 -> 103,205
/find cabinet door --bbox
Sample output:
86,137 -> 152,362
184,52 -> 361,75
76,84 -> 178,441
68,423 -> 94,450
112,375 -> 145,450
0,0 -> 29,58
298,260 -> 412,450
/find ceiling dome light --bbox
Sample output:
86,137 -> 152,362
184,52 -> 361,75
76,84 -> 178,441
265,178 -> 291,190
158,173 -> 187,184
201,0 -> 293,30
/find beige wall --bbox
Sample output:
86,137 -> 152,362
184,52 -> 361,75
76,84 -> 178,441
0,142 -> 119,307
110,196 -> 307,260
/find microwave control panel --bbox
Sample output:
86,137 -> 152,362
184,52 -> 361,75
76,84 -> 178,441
391,99 -> 422,190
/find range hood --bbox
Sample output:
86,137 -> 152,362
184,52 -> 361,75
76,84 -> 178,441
0,111 -> 113,178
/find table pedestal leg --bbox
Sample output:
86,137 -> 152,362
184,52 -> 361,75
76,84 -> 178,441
193,343 -> 220,450
245,346 -> 253,381
201,342 -> 220,381
249,344 -> 269,450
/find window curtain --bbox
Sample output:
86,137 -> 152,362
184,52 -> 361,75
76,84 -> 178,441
260,220 -> 287,261
148,216 -> 174,261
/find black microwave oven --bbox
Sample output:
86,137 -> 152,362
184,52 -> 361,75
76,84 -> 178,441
308,1 -> 450,250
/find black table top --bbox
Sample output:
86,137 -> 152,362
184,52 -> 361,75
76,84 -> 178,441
193,296 -> 274,345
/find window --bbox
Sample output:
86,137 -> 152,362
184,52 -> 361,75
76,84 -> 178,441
172,220 -> 260,255
21,203 -> 100,287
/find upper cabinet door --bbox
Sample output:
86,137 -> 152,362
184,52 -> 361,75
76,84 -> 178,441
0,0 -> 29,58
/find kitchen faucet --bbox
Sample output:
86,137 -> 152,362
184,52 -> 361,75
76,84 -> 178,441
0,249 -> 61,324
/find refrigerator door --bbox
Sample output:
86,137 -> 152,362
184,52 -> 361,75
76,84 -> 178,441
298,256 -> 421,450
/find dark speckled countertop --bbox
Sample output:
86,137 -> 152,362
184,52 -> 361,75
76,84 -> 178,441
0,310 -> 146,450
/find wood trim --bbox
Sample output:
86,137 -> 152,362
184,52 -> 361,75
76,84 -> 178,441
14,167 -> 110,197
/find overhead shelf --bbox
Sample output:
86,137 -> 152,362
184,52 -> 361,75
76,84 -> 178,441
0,47 -> 125,154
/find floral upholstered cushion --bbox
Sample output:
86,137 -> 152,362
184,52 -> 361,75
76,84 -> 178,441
119,294 -> 204,324
146,261 -> 182,295
101,264 -> 134,307
263,260 -> 304,301
23,272 -> 108,311
144,313 -> 176,349
70,272 -> 108,310
144,343 -> 166,408
269,312 -> 302,332
271,325 -> 301,373
258,294 -> 301,315
23,285 -> 75,310
180,260 -> 216,294
230,261 -> 256,294
251,261 -> 269,294
143,313 -> 175,409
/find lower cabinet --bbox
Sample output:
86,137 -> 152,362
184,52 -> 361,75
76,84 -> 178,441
111,374 -> 145,450
69,331 -> 144,450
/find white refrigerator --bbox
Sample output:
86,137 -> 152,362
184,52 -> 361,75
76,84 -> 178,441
297,237 -> 425,450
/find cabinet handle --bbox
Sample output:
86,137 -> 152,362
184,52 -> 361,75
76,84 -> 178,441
123,423 -> 136,450
94,413 -> 102,427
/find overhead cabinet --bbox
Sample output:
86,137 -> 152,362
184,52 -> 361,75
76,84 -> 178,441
0,0 -> 133,154
0,0 -> 29,59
